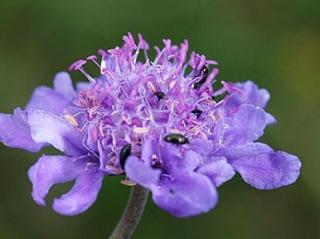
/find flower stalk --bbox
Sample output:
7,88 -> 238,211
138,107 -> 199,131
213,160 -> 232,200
109,185 -> 149,239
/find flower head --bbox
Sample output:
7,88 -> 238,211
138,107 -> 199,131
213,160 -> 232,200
0,33 -> 301,217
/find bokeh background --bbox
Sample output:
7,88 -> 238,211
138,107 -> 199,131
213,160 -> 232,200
0,0 -> 319,238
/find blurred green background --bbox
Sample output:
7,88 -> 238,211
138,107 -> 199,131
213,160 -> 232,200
0,0 -> 319,238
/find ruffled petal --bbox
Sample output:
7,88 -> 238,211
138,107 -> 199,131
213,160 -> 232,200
152,172 -> 217,218
226,81 -> 270,110
28,155 -> 87,206
218,143 -> 273,160
28,110 -> 85,156
26,86 -> 72,115
197,157 -> 235,187
76,82 -> 91,91
183,150 -> 202,171
141,139 -> 158,164
0,108 -> 44,152
53,165 -> 104,216
231,150 -> 301,190
224,81 -> 276,125
164,150 -> 202,173
223,104 -> 267,145
53,72 -> 77,101
266,112 -> 277,125
140,139 -> 180,166
189,138 -> 214,156
125,156 -> 161,188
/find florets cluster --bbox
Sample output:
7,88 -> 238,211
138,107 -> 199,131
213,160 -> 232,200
0,33 -> 301,217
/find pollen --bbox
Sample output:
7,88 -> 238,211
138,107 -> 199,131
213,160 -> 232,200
120,179 -> 136,187
64,113 -> 78,127
133,127 -> 149,134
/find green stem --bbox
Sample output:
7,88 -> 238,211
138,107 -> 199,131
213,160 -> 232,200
109,185 -> 149,239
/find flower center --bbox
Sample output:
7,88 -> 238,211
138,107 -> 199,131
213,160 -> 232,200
66,34 -> 223,173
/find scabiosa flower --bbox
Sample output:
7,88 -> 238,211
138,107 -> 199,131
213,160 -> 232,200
0,33 -> 301,218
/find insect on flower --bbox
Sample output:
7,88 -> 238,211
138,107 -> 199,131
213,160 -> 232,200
164,133 -> 189,145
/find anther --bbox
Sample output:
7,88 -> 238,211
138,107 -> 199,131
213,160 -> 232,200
64,113 -> 78,127
68,59 -> 87,71
147,81 -> 157,94
120,179 -> 136,186
86,55 -> 100,68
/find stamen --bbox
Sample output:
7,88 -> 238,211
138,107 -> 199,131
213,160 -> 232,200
138,33 -> 150,50
133,127 -> 149,134
69,59 -> 87,71
64,113 -> 78,127
86,55 -> 100,67
169,80 -> 177,89
221,81 -> 244,94
143,49 -> 150,63
206,59 -> 218,65
153,40 -> 169,65
97,49 -> 108,57
147,81 -> 157,94
79,68 -> 96,84
102,68 -> 116,82
81,136 -> 99,158
138,88 -> 154,121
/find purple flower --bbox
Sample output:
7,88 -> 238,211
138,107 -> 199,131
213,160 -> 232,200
125,140 -> 217,217
0,33 -> 301,217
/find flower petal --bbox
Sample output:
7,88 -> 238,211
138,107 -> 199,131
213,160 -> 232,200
223,104 -> 267,145
0,108 -> 44,152
152,172 -> 217,218
28,110 -> 85,156
183,150 -> 202,170
189,138 -> 214,157
197,157 -> 235,187
139,139 -> 180,164
76,82 -> 91,91
141,139 -> 158,164
218,143 -> 273,160
164,150 -> 202,173
53,166 -> 104,216
226,81 -> 271,110
125,156 -> 161,188
26,86 -> 72,115
28,155 -> 87,206
231,150 -> 301,190
53,72 -> 77,101
266,112 -> 277,125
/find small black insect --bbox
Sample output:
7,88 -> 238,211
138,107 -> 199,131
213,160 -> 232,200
200,65 -> 209,79
164,133 -> 189,145
192,82 -> 202,90
154,91 -> 165,100
191,109 -> 202,118
193,66 -> 209,90
119,144 -> 131,169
